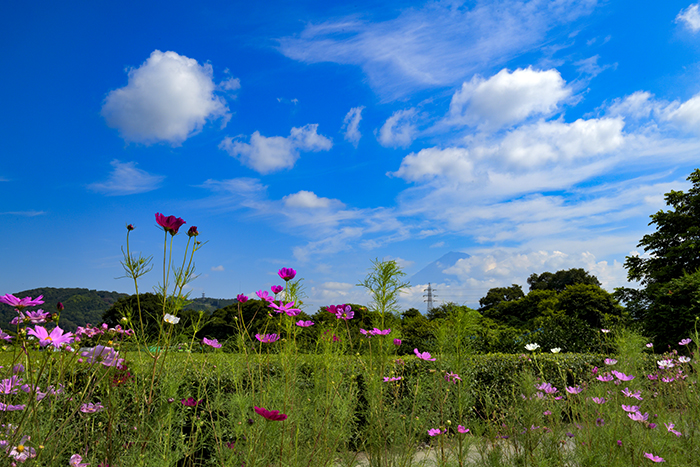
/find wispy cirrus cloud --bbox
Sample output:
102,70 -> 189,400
0,210 -> 46,216
101,50 -> 230,145
88,160 -> 165,196
676,3 -> 700,32
277,0 -> 598,99
342,106 -> 365,147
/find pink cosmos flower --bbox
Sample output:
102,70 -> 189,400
295,320 -> 314,327
23,310 -> 50,324
393,338 -> 401,346
604,358 -> 617,365
80,402 -> 105,413
457,425 -> 470,434
445,372 -> 462,383
597,374 -> 614,382
254,406 -> 287,421
0,294 -> 44,310
543,410 -> 552,416
611,370 -> 635,381
269,301 -> 301,316
203,337 -> 222,348
81,346 -> 123,367
427,428 -> 444,436
70,453 -> 90,467
278,268 -> 297,281
621,404 -> 640,412
255,333 -> 279,343
621,387 -> 643,400
414,349 -> 436,361
271,285 -> 283,294
383,377 -> 402,382
70,454 -> 90,467
536,382 -> 558,394
643,453 -> 665,463
628,411 -> 649,422
646,343 -> 654,348
155,213 -> 186,236
8,436 -> 36,462
591,397 -> 607,404
0,376 -> 22,395
0,329 -> 12,342
565,386 -> 583,394
0,402 -> 26,411
27,326 -> 74,349
181,397 -> 203,407
679,338 -> 692,346
236,294 -> 249,303
371,328 -> 391,336
335,305 -> 354,320
255,290 -> 274,302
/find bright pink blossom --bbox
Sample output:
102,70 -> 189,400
414,349 -> 436,361
203,337 -> 221,348
628,411 -> 649,422
269,301 -> 300,316
80,402 -> 105,413
0,294 -> 44,310
181,397 -> 203,407
427,428 -> 444,436
621,404 -> 640,412
611,370 -> 635,381
254,406 -> 287,421
295,320 -> 314,327
679,338 -> 692,346
457,425 -> 470,434
27,326 -> 74,349
643,452 -> 665,463
236,294 -> 249,303
271,285 -> 283,294
70,453 -> 90,467
255,333 -> 279,343
278,268 -> 297,281
155,213 -> 186,235
565,386 -> 583,394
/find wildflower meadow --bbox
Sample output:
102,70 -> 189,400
1,213 -> 699,466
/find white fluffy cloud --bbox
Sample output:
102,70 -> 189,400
211,265 -> 225,272
449,67 -> 571,130
88,160 -> 165,196
378,108 -> 418,148
677,3 -> 700,32
101,50 -> 230,145
220,124 -> 332,174
390,147 -> 474,183
664,94 -> 700,133
342,106 -> 365,146
283,190 -> 344,209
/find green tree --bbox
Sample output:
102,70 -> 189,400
478,284 -> 525,312
618,169 -> 700,346
527,268 -> 601,292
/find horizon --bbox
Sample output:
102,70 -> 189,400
3,0 -> 700,312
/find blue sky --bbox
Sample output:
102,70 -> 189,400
2,0 -> 700,312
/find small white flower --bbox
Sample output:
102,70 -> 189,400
678,356 -> 691,363
550,348 -> 561,354
164,314 -> 180,324
601,329 -> 611,333
525,343 -> 540,351
657,359 -> 674,369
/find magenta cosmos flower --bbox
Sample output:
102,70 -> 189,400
0,294 -> 44,310
80,402 -> 105,413
203,337 -> 222,348
335,305 -> 354,320
458,425 -> 470,434
271,285 -> 284,294
269,301 -> 301,316
643,452 -> 665,463
155,213 -> 186,236
255,333 -> 279,343
414,349 -> 436,361
254,406 -> 287,421
278,268 -> 297,281
236,294 -> 249,303
181,397 -> 203,407
295,320 -> 314,327
679,338 -> 692,346
27,326 -> 74,349
427,428 -> 445,436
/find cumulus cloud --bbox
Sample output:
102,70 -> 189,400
211,265 -> 225,272
283,190 -> 344,209
677,3 -> 700,32
390,147 -> 474,183
88,160 -> 165,196
663,93 -> 700,133
342,106 -> 365,146
220,77 -> 241,92
606,91 -> 657,120
378,109 -> 418,148
277,1 -> 597,99
220,124 -> 332,174
448,67 -> 571,130
101,50 -> 230,145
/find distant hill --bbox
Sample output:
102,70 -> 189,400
410,251 -> 471,286
1,287 -> 236,331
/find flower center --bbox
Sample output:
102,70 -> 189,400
44,337 -> 52,342
17,445 -> 24,452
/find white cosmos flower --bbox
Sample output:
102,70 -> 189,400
164,313 -> 180,324
525,343 -> 540,351
550,348 -> 561,354
679,356 -> 691,363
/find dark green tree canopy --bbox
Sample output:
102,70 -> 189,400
527,268 -> 601,292
624,169 -> 700,286
478,284 -> 525,312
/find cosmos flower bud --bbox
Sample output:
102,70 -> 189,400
126,224 -> 135,231
187,226 -> 199,237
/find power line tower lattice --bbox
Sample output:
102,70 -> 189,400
423,283 -> 437,313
